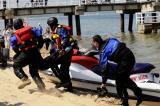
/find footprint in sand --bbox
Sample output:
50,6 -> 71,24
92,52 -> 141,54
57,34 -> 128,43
28,88 -> 63,97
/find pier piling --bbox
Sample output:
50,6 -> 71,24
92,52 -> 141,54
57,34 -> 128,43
67,13 -> 73,35
152,12 -> 157,33
128,13 -> 133,32
120,14 -> 125,32
75,15 -> 81,36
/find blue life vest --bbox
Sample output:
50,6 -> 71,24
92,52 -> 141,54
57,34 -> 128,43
99,38 -> 120,71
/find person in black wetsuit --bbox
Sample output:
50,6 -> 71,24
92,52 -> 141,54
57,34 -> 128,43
91,35 -> 143,106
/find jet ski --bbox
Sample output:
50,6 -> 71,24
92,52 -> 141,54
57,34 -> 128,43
45,49 -> 160,98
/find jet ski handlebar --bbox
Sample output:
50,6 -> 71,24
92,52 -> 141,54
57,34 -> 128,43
84,50 -> 99,57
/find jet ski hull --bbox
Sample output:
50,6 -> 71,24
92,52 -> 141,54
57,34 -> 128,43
44,63 -> 160,98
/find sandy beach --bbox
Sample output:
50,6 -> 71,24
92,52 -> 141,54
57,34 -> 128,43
0,48 -> 159,106
0,62 -> 159,106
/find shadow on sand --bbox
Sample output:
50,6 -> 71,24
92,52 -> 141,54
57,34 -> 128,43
73,87 -> 160,102
0,102 -> 24,106
0,63 -> 13,70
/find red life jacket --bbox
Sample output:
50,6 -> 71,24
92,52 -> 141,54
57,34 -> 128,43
15,26 -> 36,51
52,25 -> 72,50
62,25 -> 72,36
53,25 -> 72,36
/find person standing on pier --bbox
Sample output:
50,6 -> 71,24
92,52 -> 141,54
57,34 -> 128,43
91,35 -> 143,106
30,0 -> 34,6
45,0 -> 48,6
2,0 -> 7,8
10,18 -> 45,91
47,17 -> 74,92
16,0 -> 19,7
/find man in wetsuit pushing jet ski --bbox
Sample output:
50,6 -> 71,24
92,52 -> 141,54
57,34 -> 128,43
91,35 -> 143,106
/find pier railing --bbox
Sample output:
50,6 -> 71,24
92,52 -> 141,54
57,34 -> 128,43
136,12 -> 160,25
0,0 -> 153,9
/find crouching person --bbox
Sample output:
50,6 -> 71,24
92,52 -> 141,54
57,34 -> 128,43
91,35 -> 143,106
10,19 -> 45,91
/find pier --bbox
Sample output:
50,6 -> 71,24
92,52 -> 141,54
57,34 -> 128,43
136,11 -> 160,33
0,0 -> 160,35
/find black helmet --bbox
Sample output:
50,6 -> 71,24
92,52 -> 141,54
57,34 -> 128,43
92,35 -> 103,44
47,17 -> 58,28
13,19 -> 24,30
